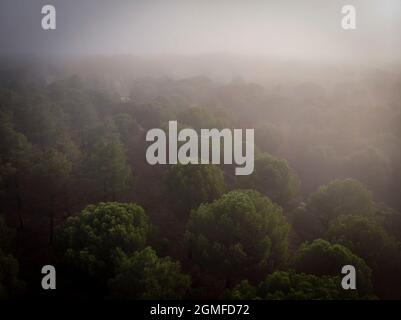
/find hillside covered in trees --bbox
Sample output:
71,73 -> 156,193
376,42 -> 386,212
0,57 -> 400,300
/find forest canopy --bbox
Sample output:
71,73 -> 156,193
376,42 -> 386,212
0,56 -> 400,300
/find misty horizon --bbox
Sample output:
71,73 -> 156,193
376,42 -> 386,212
0,0 -> 400,65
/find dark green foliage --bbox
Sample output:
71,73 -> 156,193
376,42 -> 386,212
186,190 -> 289,295
112,113 -> 142,145
31,148 -> 73,191
30,147 -> 73,243
374,204 -> 401,243
0,112 -> 33,229
0,250 -> 25,299
307,178 -> 374,226
341,147 -> 390,202
48,78 -> 100,135
326,214 -> 401,298
290,203 -> 325,242
0,217 -> 25,299
292,239 -> 373,296
166,164 -> 225,214
224,280 -> 258,300
0,216 -> 15,252
0,111 -> 31,160
326,215 -> 397,268
56,202 -> 150,277
109,247 -> 190,299
227,272 -> 360,300
238,153 -> 300,208
85,135 -> 133,201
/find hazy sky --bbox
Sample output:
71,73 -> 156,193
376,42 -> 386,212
0,0 -> 400,62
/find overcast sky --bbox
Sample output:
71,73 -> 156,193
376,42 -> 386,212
0,0 -> 400,62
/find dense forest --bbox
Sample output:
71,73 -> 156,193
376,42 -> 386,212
0,58 -> 400,300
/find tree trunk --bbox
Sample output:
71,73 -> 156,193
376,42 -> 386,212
65,193 -> 72,215
14,174 -> 24,231
103,179 -> 107,200
49,193 -> 55,245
